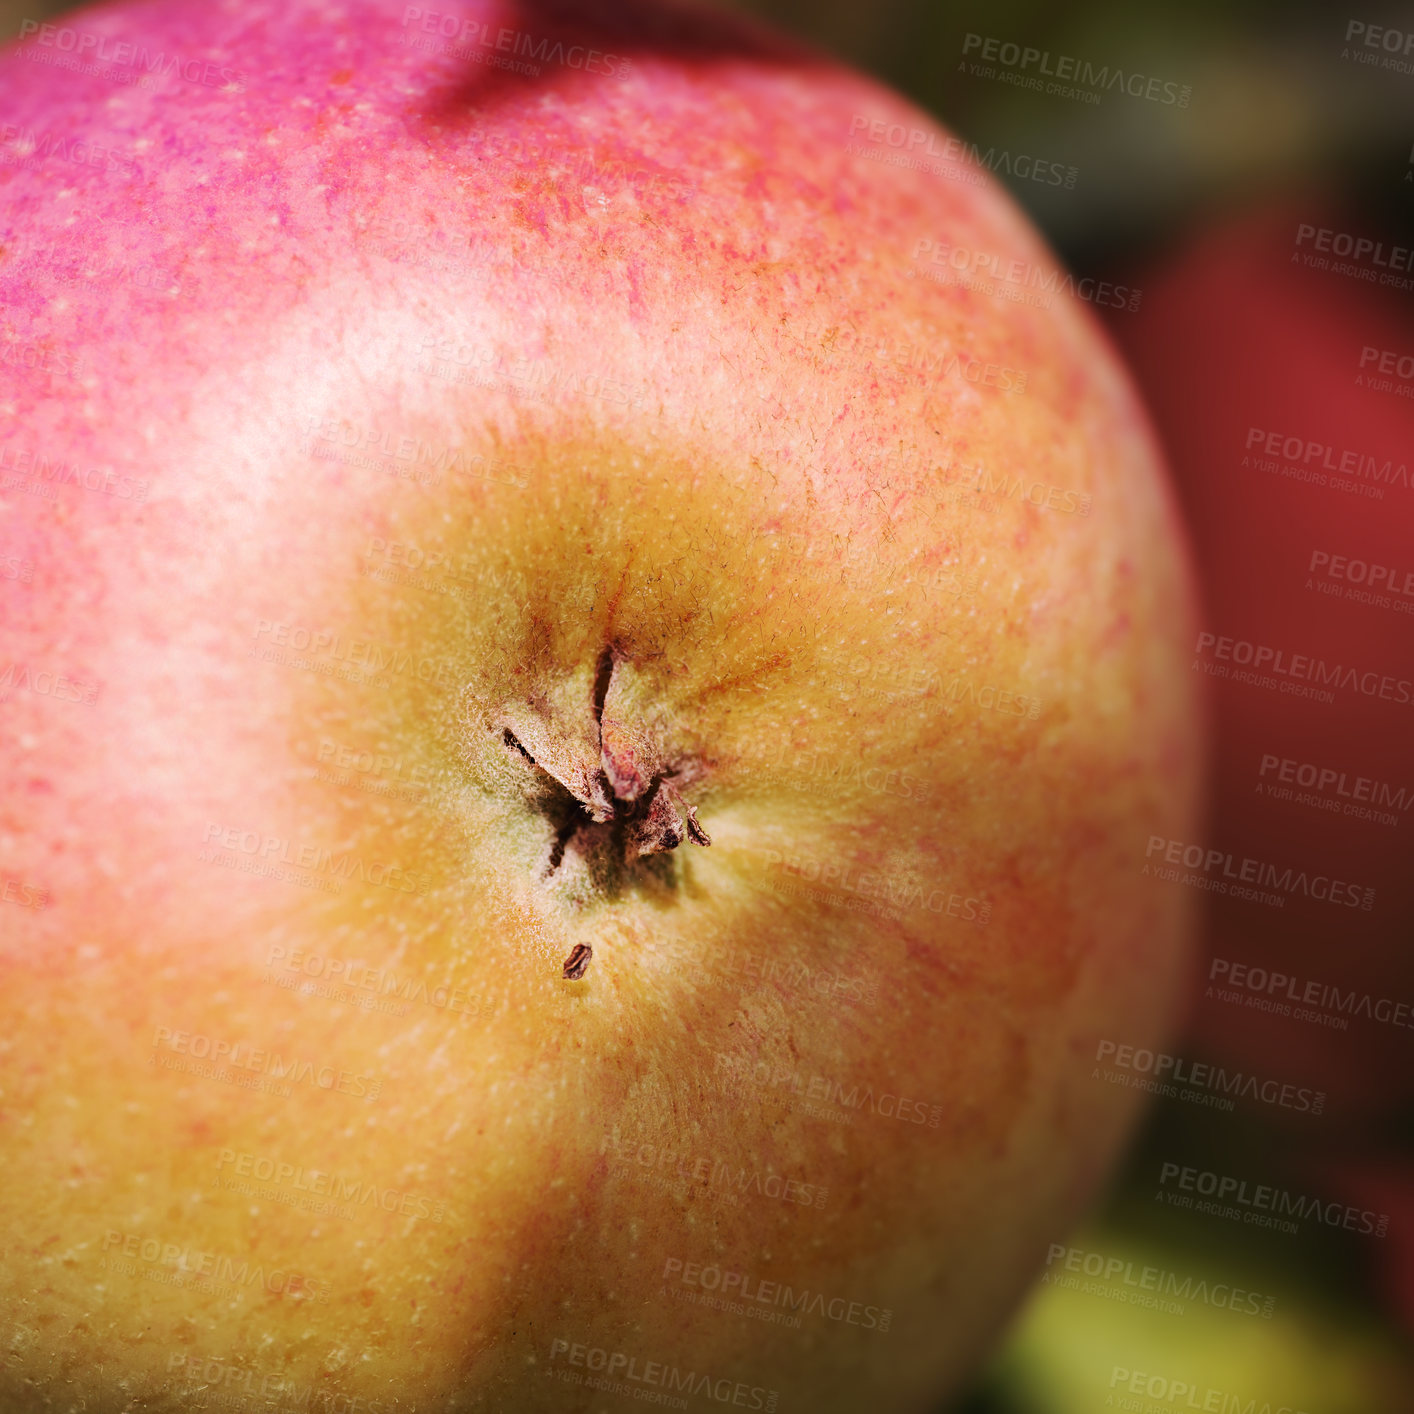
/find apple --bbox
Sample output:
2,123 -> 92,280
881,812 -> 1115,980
1321,1159 -> 1414,1341
990,1219 -> 1414,1412
1108,198 -> 1414,1135
0,0 -> 1203,1409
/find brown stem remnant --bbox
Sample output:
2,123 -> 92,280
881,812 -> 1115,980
562,943 -> 593,981
495,646 -> 710,980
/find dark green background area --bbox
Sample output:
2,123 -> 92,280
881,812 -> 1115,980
724,0 -> 1414,268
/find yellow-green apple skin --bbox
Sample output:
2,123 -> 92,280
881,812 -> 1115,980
0,0 -> 1203,1409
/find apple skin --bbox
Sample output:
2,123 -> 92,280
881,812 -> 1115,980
1109,199 -> 1414,1136
0,0 -> 1202,1409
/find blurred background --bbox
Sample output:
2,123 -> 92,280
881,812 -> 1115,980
5,0 -> 1410,1409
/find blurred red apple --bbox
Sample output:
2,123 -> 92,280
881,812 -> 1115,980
0,0 -> 1203,1409
1323,1158 -> 1414,1338
1111,197 -> 1414,1135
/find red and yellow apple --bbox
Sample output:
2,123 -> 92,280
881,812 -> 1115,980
0,1 -> 1203,1408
